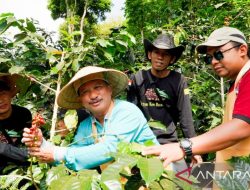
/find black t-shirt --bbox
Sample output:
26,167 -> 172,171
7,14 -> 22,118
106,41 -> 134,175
0,105 -> 32,172
127,69 -> 196,143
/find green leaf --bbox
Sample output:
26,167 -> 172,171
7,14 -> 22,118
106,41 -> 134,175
96,39 -> 113,48
144,140 -> 156,147
52,135 -> 62,145
26,19 -> 36,32
55,61 -> 65,71
101,161 -> 125,182
103,50 -> 114,62
148,181 -> 163,190
148,119 -> 167,132
101,180 -> 122,190
130,142 -> 145,153
159,178 -> 176,189
0,58 -> 11,63
29,33 -> 45,42
46,164 -> 68,185
49,175 -> 89,190
137,157 -> 164,185
71,59 -> 80,72
9,66 -> 25,74
0,14 -> 17,34
214,2 -> 226,9
64,110 -> 78,130
13,33 -> 29,44
215,157 -> 250,190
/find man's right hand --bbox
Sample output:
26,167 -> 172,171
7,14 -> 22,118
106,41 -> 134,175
22,127 -> 43,148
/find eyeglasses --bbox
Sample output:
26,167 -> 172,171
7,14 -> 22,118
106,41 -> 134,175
204,45 -> 241,64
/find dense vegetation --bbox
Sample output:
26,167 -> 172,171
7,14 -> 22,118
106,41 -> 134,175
0,0 -> 250,189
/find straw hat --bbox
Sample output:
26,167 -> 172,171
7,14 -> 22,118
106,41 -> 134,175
57,66 -> 128,109
144,33 -> 185,64
0,73 -> 22,97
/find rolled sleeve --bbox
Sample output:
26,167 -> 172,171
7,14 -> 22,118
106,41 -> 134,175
64,138 -> 117,171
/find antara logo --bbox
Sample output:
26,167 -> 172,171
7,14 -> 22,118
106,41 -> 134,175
175,163 -> 194,184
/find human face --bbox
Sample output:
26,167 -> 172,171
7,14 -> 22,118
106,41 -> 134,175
0,90 -> 12,119
206,43 -> 243,79
204,45 -> 241,65
78,79 -> 113,118
148,48 -> 174,71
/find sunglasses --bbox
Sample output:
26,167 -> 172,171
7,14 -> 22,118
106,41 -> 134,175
204,44 -> 241,64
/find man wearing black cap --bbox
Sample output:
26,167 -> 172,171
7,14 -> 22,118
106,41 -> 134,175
128,33 -> 198,145
0,73 -> 31,173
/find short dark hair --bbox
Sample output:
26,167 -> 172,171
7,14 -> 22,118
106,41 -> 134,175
230,41 -> 250,58
0,80 -> 10,91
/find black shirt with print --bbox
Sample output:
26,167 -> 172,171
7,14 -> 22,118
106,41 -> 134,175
127,69 -> 196,143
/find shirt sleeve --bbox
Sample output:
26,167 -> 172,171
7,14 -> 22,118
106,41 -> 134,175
177,75 -> 196,138
127,74 -> 139,105
233,71 -> 250,123
0,142 -> 28,162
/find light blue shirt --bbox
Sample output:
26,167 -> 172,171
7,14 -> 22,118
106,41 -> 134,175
53,99 -> 158,171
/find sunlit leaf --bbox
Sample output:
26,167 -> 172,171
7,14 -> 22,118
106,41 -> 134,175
26,19 -> 36,32
148,119 -> 166,132
46,164 -> 68,185
214,2 -> 226,9
64,110 -> 78,130
137,157 -> 164,185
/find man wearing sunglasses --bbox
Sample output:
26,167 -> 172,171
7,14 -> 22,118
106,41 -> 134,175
142,27 -> 250,176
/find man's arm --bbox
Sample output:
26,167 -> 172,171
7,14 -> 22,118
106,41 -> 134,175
143,118 -> 250,167
177,75 -> 196,138
127,74 -> 139,105
191,118 -> 250,154
0,142 -> 28,163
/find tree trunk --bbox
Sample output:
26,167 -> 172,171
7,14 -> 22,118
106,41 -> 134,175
50,51 -> 65,140
78,0 -> 88,46
50,71 -> 62,140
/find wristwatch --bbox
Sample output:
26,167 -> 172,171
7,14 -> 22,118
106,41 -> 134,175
179,138 -> 193,165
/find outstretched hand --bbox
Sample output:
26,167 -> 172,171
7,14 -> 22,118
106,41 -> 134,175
142,143 -> 185,168
28,147 -> 55,163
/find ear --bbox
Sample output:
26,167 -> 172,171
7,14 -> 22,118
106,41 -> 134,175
77,96 -> 81,103
239,44 -> 248,56
170,56 -> 176,64
148,52 -> 152,60
108,85 -> 113,95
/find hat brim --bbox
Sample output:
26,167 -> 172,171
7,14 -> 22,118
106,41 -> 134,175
0,73 -> 23,97
196,39 -> 230,54
144,39 -> 185,64
57,67 -> 128,109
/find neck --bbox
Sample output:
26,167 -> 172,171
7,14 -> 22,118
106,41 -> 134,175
94,100 -> 114,125
0,107 -> 12,120
151,68 -> 170,78
231,58 -> 250,80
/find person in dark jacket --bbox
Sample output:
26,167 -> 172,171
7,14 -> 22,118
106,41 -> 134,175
0,73 -> 32,173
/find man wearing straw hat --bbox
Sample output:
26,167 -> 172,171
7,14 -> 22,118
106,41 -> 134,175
0,73 -> 32,173
22,66 -> 158,171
